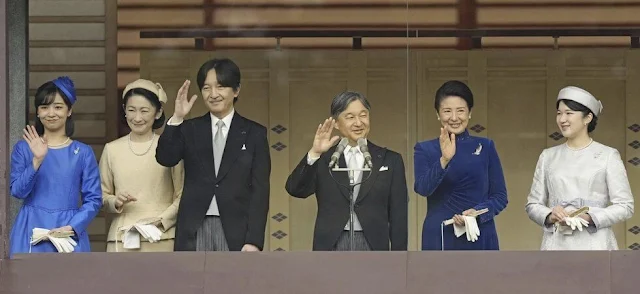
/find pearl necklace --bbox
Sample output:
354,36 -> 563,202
566,138 -> 594,151
128,133 -> 155,156
47,137 -> 70,148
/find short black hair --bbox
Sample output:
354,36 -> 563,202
330,91 -> 371,119
122,88 -> 166,130
556,99 -> 598,133
196,58 -> 241,103
34,81 -> 74,137
434,80 -> 474,111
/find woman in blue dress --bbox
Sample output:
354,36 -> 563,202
414,80 -> 508,250
9,76 -> 102,256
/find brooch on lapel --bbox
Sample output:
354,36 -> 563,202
472,143 -> 482,155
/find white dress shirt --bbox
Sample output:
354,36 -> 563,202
307,144 -> 364,231
167,109 -> 235,216
343,145 -> 364,186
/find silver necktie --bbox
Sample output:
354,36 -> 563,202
348,148 -> 361,201
213,120 -> 226,176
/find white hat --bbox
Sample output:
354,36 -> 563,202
557,86 -> 603,117
123,79 -> 168,103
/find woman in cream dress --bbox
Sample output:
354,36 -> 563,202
100,79 -> 184,252
525,86 -> 634,250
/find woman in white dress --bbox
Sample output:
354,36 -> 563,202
525,86 -> 634,250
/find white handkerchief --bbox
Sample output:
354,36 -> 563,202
123,229 -> 141,249
117,222 -> 162,251
557,224 -> 574,235
379,166 -> 389,171
454,222 -> 466,238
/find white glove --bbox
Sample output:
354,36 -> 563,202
30,228 -> 50,245
134,224 -> 162,243
30,228 -> 77,253
453,216 -> 480,242
49,236 -> 77,253
464,216 -> 480,242
118,221 -> 163,249
565,217 -> 589,231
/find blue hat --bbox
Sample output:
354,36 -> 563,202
51,76 -> 77,105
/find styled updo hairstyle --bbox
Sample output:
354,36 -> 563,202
434,80 -> 474,111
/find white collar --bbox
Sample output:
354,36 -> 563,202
210,108 -> 235,128
344,145 -> 361,155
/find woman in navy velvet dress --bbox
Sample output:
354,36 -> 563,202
414,81 -> 508,250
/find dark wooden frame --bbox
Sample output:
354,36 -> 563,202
0,0 -> 9,260
140,27 -> 640,49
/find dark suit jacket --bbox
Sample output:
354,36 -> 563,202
285,141 -> 408,251
156,112 -> 271,251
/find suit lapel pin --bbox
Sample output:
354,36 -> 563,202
241,144 -> 247,150
472,143 -> 482,155
73,147 -> 79,155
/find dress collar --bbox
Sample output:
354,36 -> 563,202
344,145 -> 361,155
210,108 -> 235,128
455,129 -> 471,141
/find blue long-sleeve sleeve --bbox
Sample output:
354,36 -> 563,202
473,140 -> 508,224
10,141 -> 38,199
68,146 -> 102,235
413,141 -> 449,197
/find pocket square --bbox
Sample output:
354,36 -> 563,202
379,166 -> 389,171
241,144 -> 247,150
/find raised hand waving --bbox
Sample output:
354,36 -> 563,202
23,125 -> 48,160
439,127 -> 456,162
309,118 -> 340,157
173,80 -> 198,120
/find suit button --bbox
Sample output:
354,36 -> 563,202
215,184 -> 219,187
355,204 -> 359,208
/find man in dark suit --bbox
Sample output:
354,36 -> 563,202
156,58 -> 270,252
285,91 -> 408,251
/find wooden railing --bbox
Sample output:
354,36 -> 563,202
2,251 -> 639,293
140,27 -> 640,49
